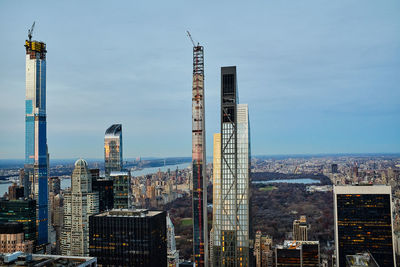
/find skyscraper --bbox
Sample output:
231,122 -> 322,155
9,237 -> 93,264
211,133 -> 221,265
24,23 -> 49,247
334,185 -> 396,267
61,159 -> 99,256
167,213 -> 179,267
191,43 -> 207,266
213,66 -> 251,266
104,124 -> 123,177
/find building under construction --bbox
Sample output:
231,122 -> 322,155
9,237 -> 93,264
189,32 -> 208,267
23,22 -> 49,249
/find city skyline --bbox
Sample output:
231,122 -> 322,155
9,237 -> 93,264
1,1 -> 400,159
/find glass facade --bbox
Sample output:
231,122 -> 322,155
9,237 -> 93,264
334,186 -> 396,267
24,39 -> 49,246
0,199 -> 36,243
213,67 -> 250,267
111,171 -> 131,209
191,45 -> 207,267
89,210 -> 167,267
104,124 -> 123,177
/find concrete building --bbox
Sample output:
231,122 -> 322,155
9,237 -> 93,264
254,231 -> 273,267
334,185 -> 396,267
0,223 -> 33,254
61,159 -> 99,256
293,215 -> 308,241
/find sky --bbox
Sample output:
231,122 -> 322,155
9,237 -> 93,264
0,0 -> 399,159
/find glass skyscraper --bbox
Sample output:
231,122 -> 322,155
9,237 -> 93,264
213,66 -> 251,267
334,185 -> 396,267
24,34 -> 49,247
104,124 -> 123,177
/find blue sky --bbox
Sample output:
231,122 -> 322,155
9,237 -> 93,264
0,0 -> 399,159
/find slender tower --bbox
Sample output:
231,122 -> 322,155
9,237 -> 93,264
188,31 -> 208,267
24,22 -> 49,247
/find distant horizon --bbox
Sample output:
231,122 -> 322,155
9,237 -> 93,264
1,152 -> 399,161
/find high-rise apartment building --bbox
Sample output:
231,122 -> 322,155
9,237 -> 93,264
104,124 -> 123,177
111,171 -> 130,209
191,43 -> 207,267
254,231 -> 273,267
24,26 -> 49,246
167,213 -> 179,267
61,159 -> 99,256
213,66 -> 251,267
89,209 -> 167,267
211,133 -> 221,265
293,215 -> 308,241
334,185 -> 396,267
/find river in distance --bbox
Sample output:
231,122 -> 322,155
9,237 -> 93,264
0,162 -> 190,195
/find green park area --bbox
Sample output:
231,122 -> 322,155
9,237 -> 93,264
259,185 -> 278,192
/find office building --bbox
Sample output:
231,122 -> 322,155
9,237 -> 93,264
0,199 -> 36,243
89,209 -> 166,267
334,185 -> 396,267
293,215 -> 308,241
92,178 -> 113,212
212,66 -> 251,266
24,24 -> 49,246
61,159 -> 99,256
104,124 -> 123,177
254,231 -> 273,267
190,42 -> 207,267
275,240 -> 320,267
111,171 -> 130,209
0,222 -> 33,253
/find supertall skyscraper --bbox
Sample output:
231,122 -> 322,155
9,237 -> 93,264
191,42 -> 207,266
213,66 -> 251,266
334,185 -> 396,267
104,124 -> 123,177
24,23 -> 49,247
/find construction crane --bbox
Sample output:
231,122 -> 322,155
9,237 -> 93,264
28,21 -> 35,41
186,30 -> 199,47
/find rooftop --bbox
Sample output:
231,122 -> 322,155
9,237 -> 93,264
0,253 -> 96,267
105,124 -> 122,137
95,208 -> 163,218
345,252 -> 379,267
